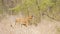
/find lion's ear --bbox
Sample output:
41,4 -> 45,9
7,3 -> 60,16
30,15 -> 33,17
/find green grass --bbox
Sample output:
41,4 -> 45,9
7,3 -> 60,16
0,0 -> 60,25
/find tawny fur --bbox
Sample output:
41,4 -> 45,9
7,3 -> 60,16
15,16 -> 33,27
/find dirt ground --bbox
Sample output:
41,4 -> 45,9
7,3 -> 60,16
0,14 -> 60,34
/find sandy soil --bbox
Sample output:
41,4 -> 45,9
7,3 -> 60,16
0,14 -> 60,34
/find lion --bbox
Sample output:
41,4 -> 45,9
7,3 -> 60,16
15,15 -> 33,27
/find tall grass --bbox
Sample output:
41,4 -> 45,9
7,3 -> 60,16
0,0 -> 60,25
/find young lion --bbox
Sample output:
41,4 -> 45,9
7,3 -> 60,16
15,15 -> 33,27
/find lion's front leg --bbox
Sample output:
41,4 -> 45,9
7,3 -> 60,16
22,20 -> 29,27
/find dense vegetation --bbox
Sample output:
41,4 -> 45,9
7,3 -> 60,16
0,0 -> 60,25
